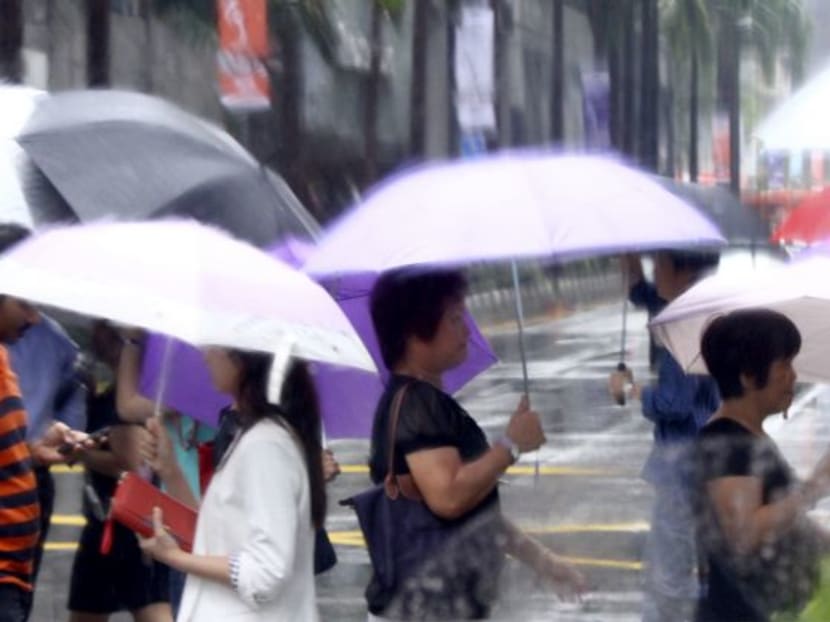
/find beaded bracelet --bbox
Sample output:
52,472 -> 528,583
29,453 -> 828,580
229,552 -> 241,592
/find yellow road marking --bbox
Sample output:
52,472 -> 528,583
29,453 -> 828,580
53,463 -> 625,478
50,464 -> 84,474
50,514 -> 86,526
339,464 -> 622,477
557,556 -> 642,571
50,517 -> 650,536
44,542 -> 78,551
43,537 -> 642,570
530,522 -> 649,534
47,523 -> 646,570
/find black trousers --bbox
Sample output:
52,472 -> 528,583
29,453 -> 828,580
24,467 -> 55,620
0,583 -> 31,622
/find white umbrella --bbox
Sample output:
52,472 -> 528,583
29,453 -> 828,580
755,63 -> 830,151
650,254 -> 830,383
0,220 -> 375,373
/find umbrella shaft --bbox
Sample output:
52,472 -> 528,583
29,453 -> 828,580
510,261 -> 530,399
510,261 -> 539,482
154,337 -> 175,418
620,281 -> 629,362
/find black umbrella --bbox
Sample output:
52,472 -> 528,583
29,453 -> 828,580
653,177 -> 769,245
17,89 -> 318,245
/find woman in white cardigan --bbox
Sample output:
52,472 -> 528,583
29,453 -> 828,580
137,350 -> 326,622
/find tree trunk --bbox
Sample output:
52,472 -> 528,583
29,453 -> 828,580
639,0 -> 659,171
550,0 -> 564,144
269,5 -> 312,216
689,52 -> 699,182
609,36 -> 622,150
493,0 -> 510,148
716,6 -> 740,195
664,84 -> 675,176
409,0 -> 428,158
728,20 -> 740,196
363,1 -> 384,186
0,0 -> 23,83
141,0 -> 154,92
621,0 -> 636,157
86,0 -> 110,87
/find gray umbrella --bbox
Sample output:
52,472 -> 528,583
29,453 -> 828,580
17,89 -> 318,245
652,176 -> 769,246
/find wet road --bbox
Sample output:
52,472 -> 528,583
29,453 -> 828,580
32,299 -> 830,621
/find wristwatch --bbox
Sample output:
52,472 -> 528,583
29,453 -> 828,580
496,436 -> 521,464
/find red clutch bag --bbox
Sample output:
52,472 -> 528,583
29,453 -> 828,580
104,471 -> 198,553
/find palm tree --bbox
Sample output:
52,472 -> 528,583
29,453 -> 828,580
550,0 -> 565,145
86,0 -> 110,87
363,0 -> 404,186
586,0 -> 637,153
662,0 -> 713,182
150,0 -> 341,208
710,0 -> 809,193
640,0 -> 660,171
409,0 -> 429,157
0,0 -> 23,83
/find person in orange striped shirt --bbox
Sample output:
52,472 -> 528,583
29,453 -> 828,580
0,249 -> 90,622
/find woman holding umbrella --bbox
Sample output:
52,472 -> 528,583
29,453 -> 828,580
137,350 -> 326,622
365,268 -> 586,620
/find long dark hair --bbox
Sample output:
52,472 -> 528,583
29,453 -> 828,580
233,351 -> 326,529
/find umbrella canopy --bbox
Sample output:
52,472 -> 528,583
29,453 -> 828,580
770,187 -> 830,245
0,221 -> 374,372
17,89 -> 318,245
0,86 -> 74,227
650,254 -> 830,383
138,236 -> 498,434
304,152 -> 725,276
756,62 -> 830,152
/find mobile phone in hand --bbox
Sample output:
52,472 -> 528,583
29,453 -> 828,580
58,425 -> 111,456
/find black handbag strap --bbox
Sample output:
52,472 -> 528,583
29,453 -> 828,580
386,383 -> 421,500
385,383 -> 411,480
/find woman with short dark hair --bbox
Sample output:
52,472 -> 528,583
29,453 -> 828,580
695,309 -> 830,621
365,268 -> 585,621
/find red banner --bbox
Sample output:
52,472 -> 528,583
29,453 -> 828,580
216,0 -> 270,111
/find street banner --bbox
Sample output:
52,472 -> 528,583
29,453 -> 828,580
581,71 -> 610,150
217,0 -> 271,111
454,4 -> 496,132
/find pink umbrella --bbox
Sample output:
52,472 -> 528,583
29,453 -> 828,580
139,237 -> 498,436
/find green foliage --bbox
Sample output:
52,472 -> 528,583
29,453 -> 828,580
151,0 -> 408,62
708,0 -> 810,85
662,0 -> 713,68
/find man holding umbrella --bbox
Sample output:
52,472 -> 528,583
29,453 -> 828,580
609,250 -> 720,622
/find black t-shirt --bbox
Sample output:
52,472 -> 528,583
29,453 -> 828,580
369,375 -> 496,488
366,375 -> 502,618
695,418 -> 795,622
82,386 -> 122,521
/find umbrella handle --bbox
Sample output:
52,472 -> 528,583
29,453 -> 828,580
616,259 -> 630,407
615,362 -> 627,406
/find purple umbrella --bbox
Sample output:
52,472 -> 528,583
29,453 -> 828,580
304,152 -> 725,275
139,237 -> 498,436
304,151 -> 726,395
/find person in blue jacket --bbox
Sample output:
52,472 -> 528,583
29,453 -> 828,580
609,250 -> 720,622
